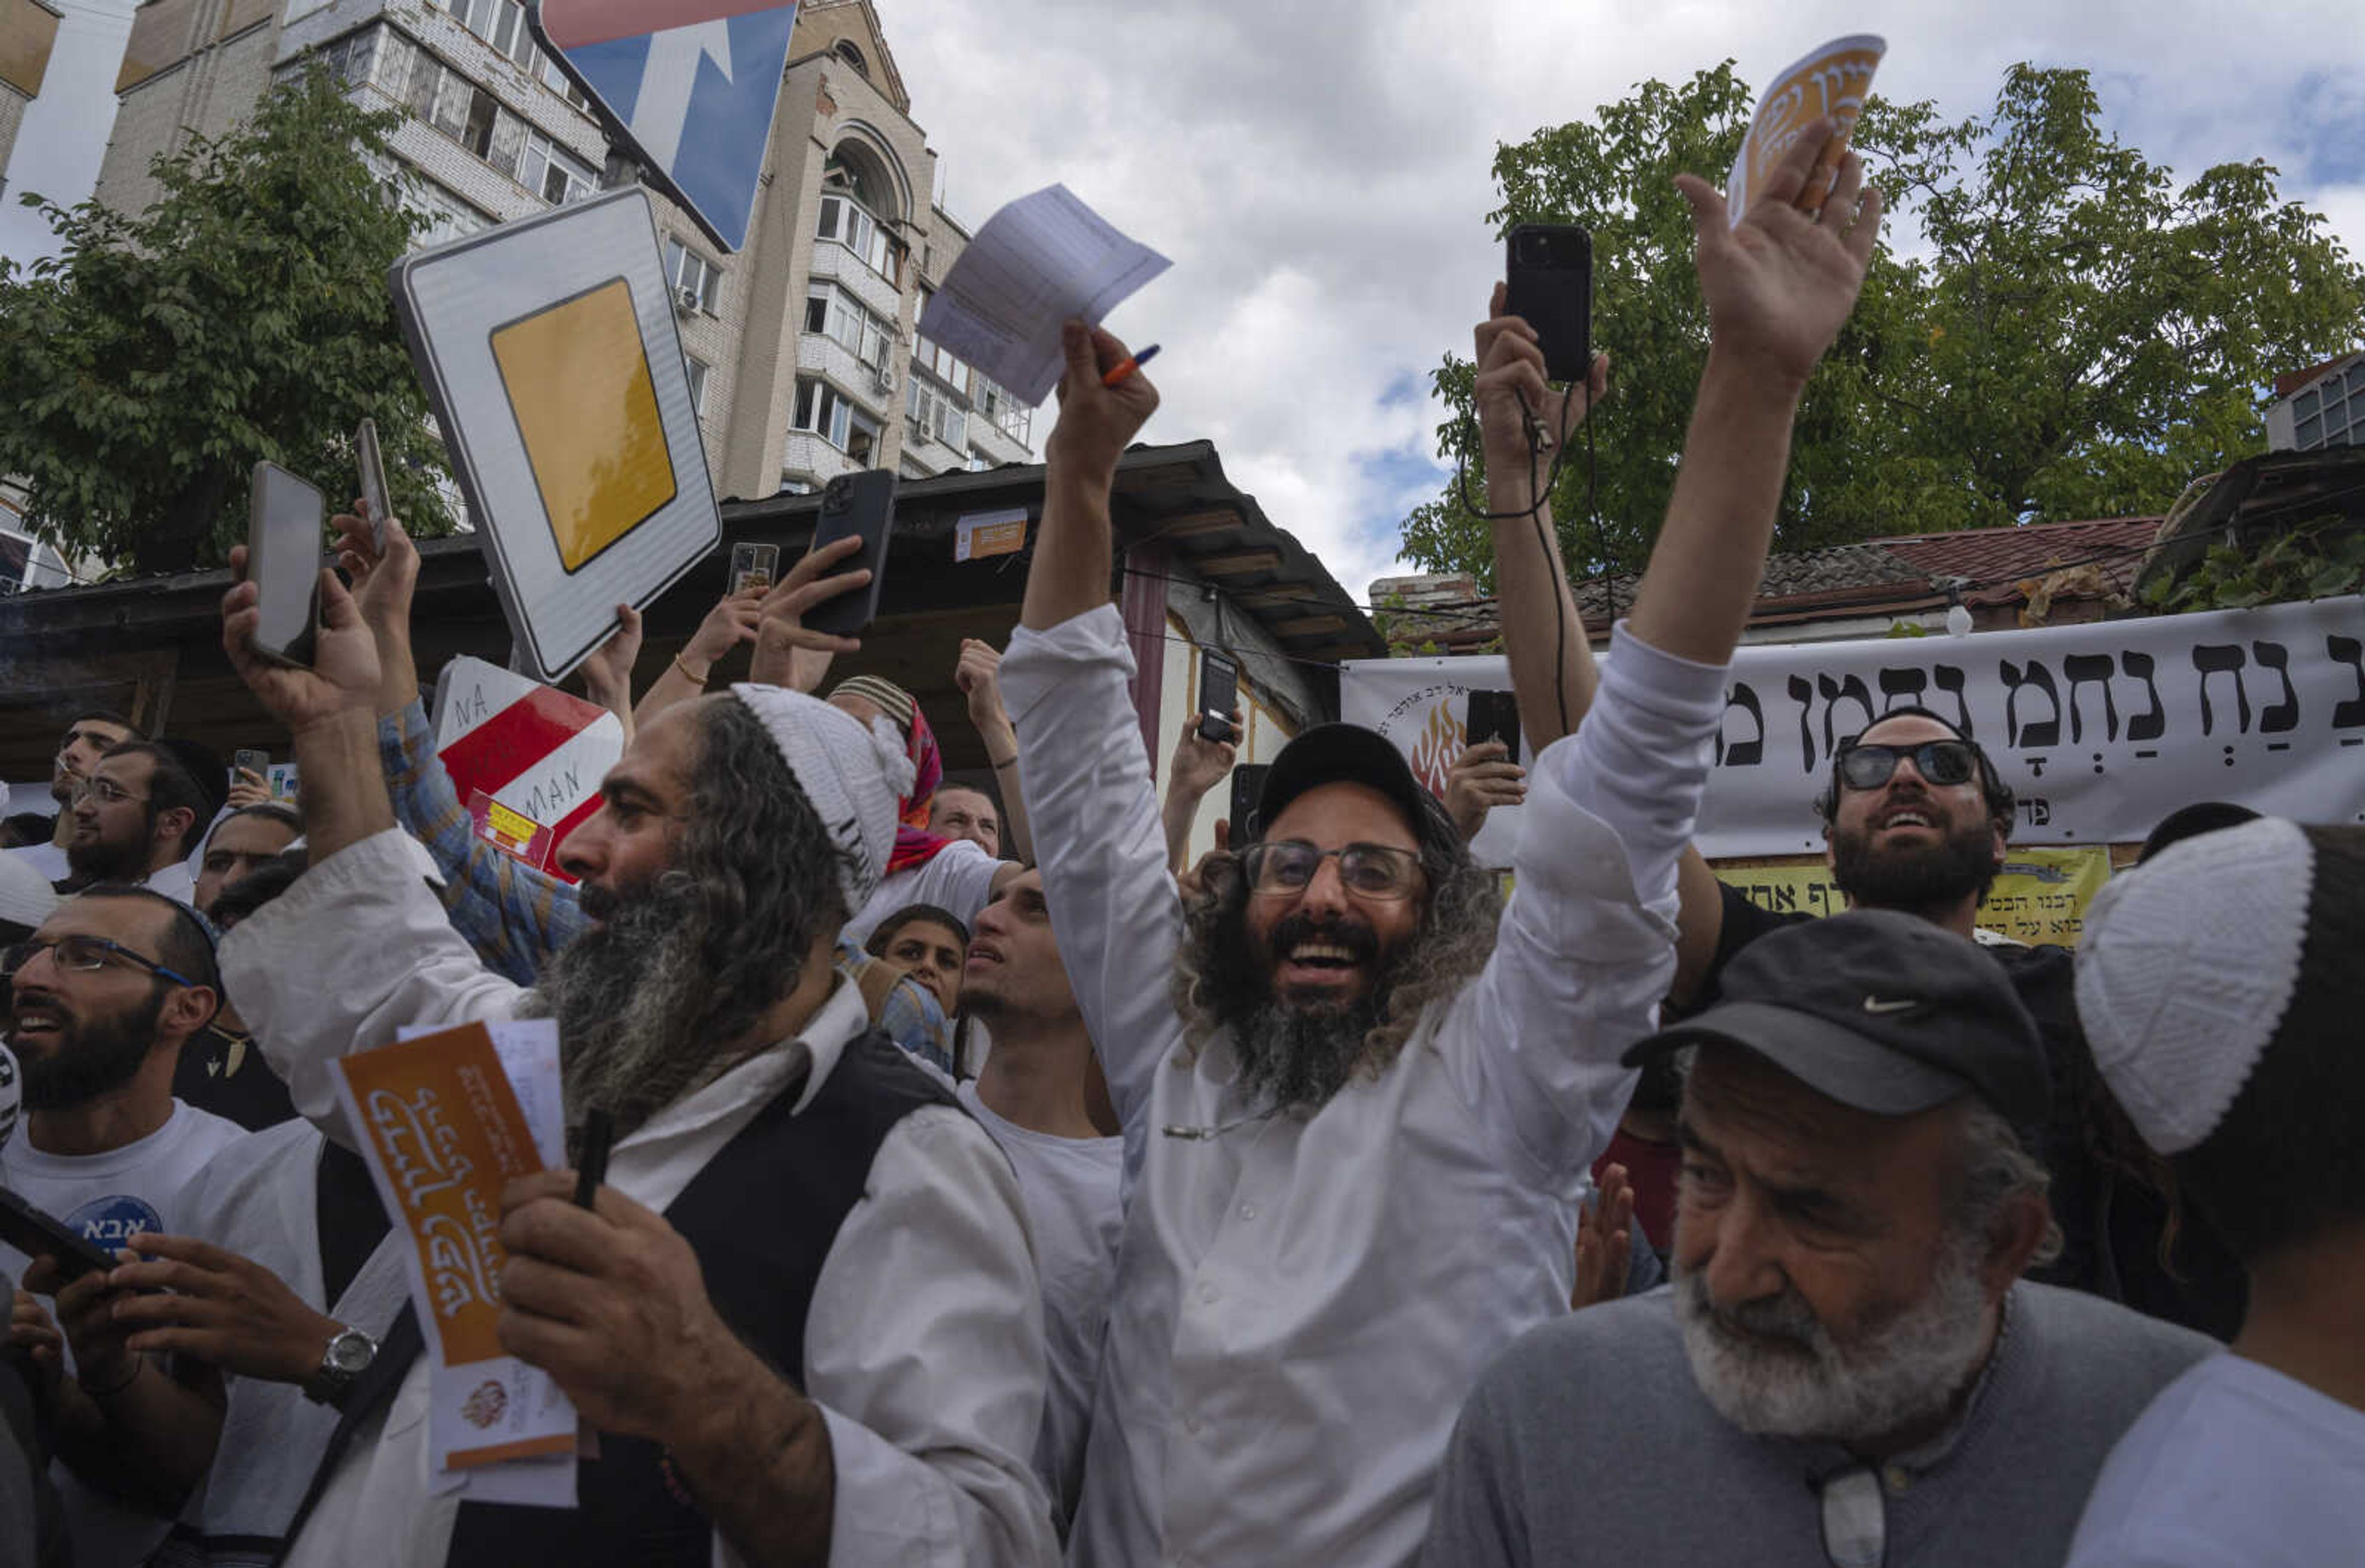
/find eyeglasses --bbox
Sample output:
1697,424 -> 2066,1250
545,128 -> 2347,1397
1241,840 -> 1422,901
2,934 -> 201,989
70,777 -> 147,807
1836,739 -> 1979,793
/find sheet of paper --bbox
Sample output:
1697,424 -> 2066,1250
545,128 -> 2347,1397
1726,35 -> 1886,226
335,1022 -> 579,1482
915,184 -> 1169,405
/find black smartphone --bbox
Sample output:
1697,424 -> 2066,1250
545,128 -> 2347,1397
1197,651 -> 1239,743
0,1184 -> 123,1285
804,470 -> 897,639
1505,224 -> 1594,386
248,461 -> 325,668
1229,762 -> 1271,843
1466,689 -> 1522,766
355,417 -> 390,556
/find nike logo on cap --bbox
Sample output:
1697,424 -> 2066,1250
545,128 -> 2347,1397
1861,996 -> 1919,1014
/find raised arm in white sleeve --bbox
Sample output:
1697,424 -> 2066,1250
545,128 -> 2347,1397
998,608 -> 1182,1136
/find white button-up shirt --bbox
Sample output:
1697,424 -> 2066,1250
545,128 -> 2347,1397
1000,607 -> 1728,1567
219,829 -> 1060,1567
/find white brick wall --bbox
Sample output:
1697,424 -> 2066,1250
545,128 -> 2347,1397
0,84 -> 27,187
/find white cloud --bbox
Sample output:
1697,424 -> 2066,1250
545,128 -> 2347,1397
894,0 -> 2365,600
0,0 -> 139,269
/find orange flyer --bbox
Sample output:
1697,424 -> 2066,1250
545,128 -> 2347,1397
332,1020 -> 578,1473
1727,35 -> 1886,225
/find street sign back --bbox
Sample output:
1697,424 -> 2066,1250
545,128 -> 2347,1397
530,0 -> 799,254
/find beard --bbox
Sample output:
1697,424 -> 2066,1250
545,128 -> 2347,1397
1830,814 -> 1996,911
1227,909 -> 1397,1116
1672,1231 -> 1995,1445
65,826 -> 151,884
522,876 -> 745,1144
17,990 -> 166,1110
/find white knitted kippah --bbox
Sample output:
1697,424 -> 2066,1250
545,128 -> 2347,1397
728,684 -> 915,913
0,852 -> 59,932
2076,817 -> 2313,1155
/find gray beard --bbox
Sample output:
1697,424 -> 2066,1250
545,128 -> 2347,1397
1229,991 -> 1385,1117
1672,1230 -> 1995,1445
522,881 -> 729,1144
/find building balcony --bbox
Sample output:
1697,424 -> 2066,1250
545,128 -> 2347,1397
808,240 -> 904,321
780,431 -> 859,486
970,416 -> 1031,468
900,422 -> 964,478
794,333 -> 895,418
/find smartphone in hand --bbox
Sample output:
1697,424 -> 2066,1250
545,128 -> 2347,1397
1465,689 -> 1522,766
1505,224 -> 1594,386
355,418 -> 390,556
1229,762 -> 1271,844
248,461 -> 325,668
804,471 -> 896,638
729,542 -> 779,597
0,1185 -> 123,1285
1197,650 -> 1239,743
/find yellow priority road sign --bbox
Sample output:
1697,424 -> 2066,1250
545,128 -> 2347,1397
392,188 -> 719,682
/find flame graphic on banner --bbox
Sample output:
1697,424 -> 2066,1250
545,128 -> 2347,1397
1407,700 -> 1463,798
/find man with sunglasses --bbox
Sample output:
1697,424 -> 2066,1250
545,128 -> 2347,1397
1001,123 -> 1885,1564
1669,707 -> 2243,1332
1,887 -> 247,1568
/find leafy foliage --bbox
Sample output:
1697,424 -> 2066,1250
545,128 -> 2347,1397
0,67 -> 454,573
1402,63 -> 2365,589
2138,518 -> 2365,612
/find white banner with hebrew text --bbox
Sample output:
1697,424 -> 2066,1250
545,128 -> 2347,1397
1341,597 -> 2365,862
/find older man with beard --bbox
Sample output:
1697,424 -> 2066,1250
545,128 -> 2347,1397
1665,706 -> 2249,1338
208,561 -> 1056,1567
1002,123 -> 1888,1564
1422,910 -> 2215,1567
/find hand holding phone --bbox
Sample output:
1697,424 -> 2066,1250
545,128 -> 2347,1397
0,1186 -> 123,1285
804,472 -> 896,639
355,419 -> 390,556
1197,651 -> 1239,743
1465,689 -> 1522,766
1229,762 -> 1271,844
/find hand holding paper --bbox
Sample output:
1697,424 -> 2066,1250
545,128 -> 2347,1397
1726,35 -> 1886,227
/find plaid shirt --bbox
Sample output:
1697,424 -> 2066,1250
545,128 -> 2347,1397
377,698 -> 953,1071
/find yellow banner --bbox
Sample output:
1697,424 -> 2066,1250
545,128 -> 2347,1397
1713,845 -> 2116,948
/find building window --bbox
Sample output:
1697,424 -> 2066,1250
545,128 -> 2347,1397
815,194 -> 900,283
913,333 -> 968,389
803,285 -> 891,368
315,28 -> 381,86
976,375 -> 1030,445
833,39 -> 867,76
519,131 -> 595,205
846,411 -> 881,466
685,355 -> 710,417
794,377 -> 854,448
665,238 -> 722,314
905,378 -> 966,450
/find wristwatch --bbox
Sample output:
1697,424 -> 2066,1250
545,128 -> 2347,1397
302,1324 -> 378,1408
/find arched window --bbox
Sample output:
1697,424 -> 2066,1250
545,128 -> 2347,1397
833,39 -> 868,76
822,142 -> 897,222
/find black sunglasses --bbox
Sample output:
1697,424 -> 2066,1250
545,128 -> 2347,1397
1836,739 -> 1979,792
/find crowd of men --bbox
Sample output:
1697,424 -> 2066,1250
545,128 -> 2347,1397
1,124 -> 2357,1568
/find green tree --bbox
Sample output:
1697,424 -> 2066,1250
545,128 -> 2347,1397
0,66 -> 455,573
1402,63 -> 2365,586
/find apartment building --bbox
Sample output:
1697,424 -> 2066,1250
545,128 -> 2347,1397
0,0 -> 62,193
91,0 -> 1031,509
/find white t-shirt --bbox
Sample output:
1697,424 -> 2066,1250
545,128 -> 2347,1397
2066,1351 -> 2365,1567
842,836 -> 1008,947
6,842 -> 66,886
956,1079 -> 1123,1532
1,1101 -> 249,1568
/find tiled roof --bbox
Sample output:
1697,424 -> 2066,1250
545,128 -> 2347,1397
1880,516 -> 2163,607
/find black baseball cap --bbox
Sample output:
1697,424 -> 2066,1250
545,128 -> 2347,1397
1250,723 -> 1434,843
1622,908 -> 2050,1130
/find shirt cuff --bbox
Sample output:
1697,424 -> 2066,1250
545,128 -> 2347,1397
1602,618 -> 1736,721
814,1403 -> 960,1567
999,605 -> 1132,724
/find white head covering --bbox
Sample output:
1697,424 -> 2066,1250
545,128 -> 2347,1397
728,684 -> 913,913
2075,816 -> 2313,1154
0,851 -> 59,933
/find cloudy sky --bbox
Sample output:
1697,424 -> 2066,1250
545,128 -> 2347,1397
892,0 -> 2365,602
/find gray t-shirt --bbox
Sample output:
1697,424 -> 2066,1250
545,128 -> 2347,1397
1421,1281 -> 2212,1568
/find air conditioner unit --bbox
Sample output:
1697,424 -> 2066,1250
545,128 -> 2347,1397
674,286 -> 700,317
868,365 -> 895,394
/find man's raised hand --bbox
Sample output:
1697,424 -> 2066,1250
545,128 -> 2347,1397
329,499 -> 421,640
1045,320 -> 1160,485
1474,284 -> 1609,484
1674,116 -> 1883,395
222,549 -> 382,737
749,532 -> 870,688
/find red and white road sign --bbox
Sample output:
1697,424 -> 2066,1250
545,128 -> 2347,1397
536,0 -> 775,50
432,657 -> 623,882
